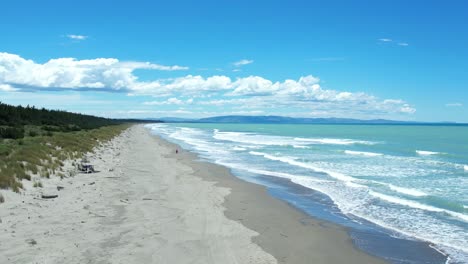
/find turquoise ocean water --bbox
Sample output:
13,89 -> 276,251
146,123 -> 468,263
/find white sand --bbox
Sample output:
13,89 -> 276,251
0,125 -> 276,264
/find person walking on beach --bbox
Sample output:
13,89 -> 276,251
176,149 -> 179,154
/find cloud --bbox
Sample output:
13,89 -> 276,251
194,83 -> 415,116
446,103 -> 463,107
139,75 -> 415,116
230,76 -> 277,96
119,61 -> 188,71
199,98 -> 255,106
379,38 -> 409,47
135,75 -> 231,95
0,52 -> 188,91
229,75 -> 324,98
67,34 -> 88,40
1,52 -> 416,118
0,84 -> 18,91
233,59 -> 254,67
143,97 -> 190,105
399,105 -> 416,114
166,97 -> 183,105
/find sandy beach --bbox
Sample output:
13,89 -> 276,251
0,125 -> 386,264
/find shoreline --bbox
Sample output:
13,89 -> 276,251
151,127 -> 388,263
0,125 -> 386,263
150,124 -> 452,264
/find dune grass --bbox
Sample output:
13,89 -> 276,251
33,180 -> 43,188
0,124 -> 130,191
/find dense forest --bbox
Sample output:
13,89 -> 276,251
0,102 -> 158,139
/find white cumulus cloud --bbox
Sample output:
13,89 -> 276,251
0,84 -> 18,91
0,52 -> 416,118
0,52 -> 188,91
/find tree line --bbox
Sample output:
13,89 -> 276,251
0,102 -> 158,139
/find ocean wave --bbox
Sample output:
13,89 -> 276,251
294,137 -> 376,145
386,184 -> 428,197
169,130 -> 231,156
369,191 -> 468,222
249,151 -> 359,184
179,127 -> 203,134
213,130 -> 376,147
232,159 -> 468,258
241,167 -> 332,184
232,146 -> 247,151
214,131 -> 301,146
416,150 -> 443,156
464,165 -> 468,172
344,150 -> 383,157
236,159 -> 468,258
292,145 -> 310,149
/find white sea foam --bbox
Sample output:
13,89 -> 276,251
416,150 -> 442,156
345,181 -> 368,188
213,130 -> 376,147
344,150 -> 383,157
294,137 -> 376,145
292,145 -> 309,149
242,168 -> 331,184
232,146 -> 247,151
249,151 -> 359,184
369,191 -> 468,222
464,165 -> 468,172
169,129 -> 231,156
214,131 -> 301,146
215,162 -> 336,197
386,184 -> 428,197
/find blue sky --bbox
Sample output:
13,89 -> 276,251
1,0 -> 467,122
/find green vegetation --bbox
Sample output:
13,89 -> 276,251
0,127 -> 25,139
33,180 -> 43,188
0,124 -> 130,191
0,102 -> 156,191
0,102 -> 120,133
0,101 -> 156,140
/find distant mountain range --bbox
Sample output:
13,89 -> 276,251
153,115 -> 465,125
197,115 -> 406,124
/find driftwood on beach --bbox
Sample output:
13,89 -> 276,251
41,194 -> 58,199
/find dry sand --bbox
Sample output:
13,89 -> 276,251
0,125 -> 386,263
